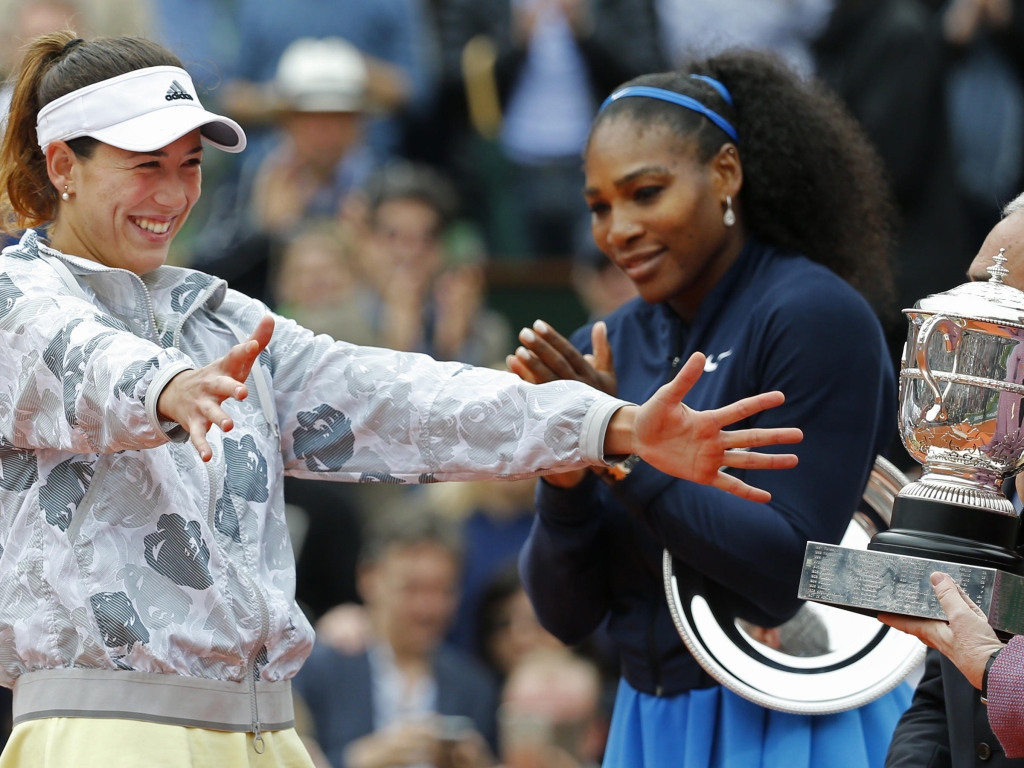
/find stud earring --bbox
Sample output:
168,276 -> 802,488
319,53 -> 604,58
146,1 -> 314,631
723,195 -> 736,227
61,185 -> 70,202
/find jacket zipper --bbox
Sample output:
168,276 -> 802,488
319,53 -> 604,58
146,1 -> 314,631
204,457 -> 268,753
241,569 -> 270,754
42,248 -> 162,345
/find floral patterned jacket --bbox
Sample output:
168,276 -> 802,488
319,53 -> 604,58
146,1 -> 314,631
0,229 -> 624,688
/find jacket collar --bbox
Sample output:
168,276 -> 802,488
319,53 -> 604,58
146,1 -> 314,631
14,229 -> 227,346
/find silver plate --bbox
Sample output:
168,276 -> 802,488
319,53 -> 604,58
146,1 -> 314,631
664,457 -> 926,714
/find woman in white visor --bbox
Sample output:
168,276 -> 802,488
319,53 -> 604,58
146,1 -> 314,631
0,32 -> 802,767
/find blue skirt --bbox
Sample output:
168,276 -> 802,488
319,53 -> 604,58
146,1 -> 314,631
603,679 -> 913,768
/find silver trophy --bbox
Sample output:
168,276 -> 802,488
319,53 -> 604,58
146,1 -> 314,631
799,250 -> 1024,634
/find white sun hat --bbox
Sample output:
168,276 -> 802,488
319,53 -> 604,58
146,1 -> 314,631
274,37 -> 368,113
36,66 -> 246,153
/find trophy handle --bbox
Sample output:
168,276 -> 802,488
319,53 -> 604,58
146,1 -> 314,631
917,314 -> 961,422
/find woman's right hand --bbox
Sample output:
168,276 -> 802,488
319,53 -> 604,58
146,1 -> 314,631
157,315 -> 275,461
506,319 -> 616,489
506,319 -> 617,396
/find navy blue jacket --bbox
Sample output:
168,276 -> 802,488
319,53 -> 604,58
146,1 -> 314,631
520,239 -> 896,697
293,643 -> 498,768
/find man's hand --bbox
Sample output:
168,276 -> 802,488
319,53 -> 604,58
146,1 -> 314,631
346,722 -> 440,768
880,571 -> 1005,689
315,603 -> 373,655
604,352 -> 802,502
157,315 -> 275,462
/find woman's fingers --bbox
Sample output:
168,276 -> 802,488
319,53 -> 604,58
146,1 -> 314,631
519,327 -> 581,381
250,314 -> 275,350
530,320 -> 594,378
188,417 -> 213,462
710,391 -> 787,428
591,321 -> 615,374
721,450 -> 799,471
712,471 -> 772,503
658,353 -> 706,404
721,427 -> 804,450
219,315 -> 275,383
510,345 -> 559,384
506,354 -> 542,384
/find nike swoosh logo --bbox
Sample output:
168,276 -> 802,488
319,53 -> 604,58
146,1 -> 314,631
704,350 -> 732,372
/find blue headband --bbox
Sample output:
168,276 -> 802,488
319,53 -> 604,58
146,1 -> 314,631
599,76 -> 739,143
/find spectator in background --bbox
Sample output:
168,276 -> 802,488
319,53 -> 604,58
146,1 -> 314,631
812,0 -> 971,355
274,228 -> 378,348
936,0 -> 1024,245
294,507 -> 496,768
357,162 -> 511,365
436,0 -> 666,258
655,0 -> 833,75
501,651 -> 606,768
476,567 -> 564,684
421,479 -> 540,654
226,0 -> 434,161
193,37 -> 374,305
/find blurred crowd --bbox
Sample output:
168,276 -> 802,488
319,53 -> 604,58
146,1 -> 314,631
3,0 -> 1024,765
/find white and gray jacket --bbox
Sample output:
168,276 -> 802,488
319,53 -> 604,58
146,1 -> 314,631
0,229 -> 627,735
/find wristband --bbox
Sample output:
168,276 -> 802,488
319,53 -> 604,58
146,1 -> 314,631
981,647 -> 1004,705
594,454 -> 641,485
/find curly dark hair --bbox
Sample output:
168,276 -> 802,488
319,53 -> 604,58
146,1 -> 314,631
590,49 -> 897,314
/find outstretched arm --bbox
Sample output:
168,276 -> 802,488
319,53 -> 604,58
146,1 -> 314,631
602,351 -> 801,503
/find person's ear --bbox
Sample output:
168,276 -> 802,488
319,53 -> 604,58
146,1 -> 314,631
46,141 -> 79,197
710,143 -> 743,200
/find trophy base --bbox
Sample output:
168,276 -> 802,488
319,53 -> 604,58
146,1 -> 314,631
799,543 -> 1024,635
868,494 -> 1024,574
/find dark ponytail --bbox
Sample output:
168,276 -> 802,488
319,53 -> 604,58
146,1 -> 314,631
0,32 -> 182,234
591,50 -> 897,314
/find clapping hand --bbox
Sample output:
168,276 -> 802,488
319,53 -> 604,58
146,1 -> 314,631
157,315 -> 275,461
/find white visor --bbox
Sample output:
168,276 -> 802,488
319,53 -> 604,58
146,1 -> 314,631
37,66 -> 246,154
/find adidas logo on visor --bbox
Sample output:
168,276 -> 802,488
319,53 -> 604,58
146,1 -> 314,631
165,80 -> 193,102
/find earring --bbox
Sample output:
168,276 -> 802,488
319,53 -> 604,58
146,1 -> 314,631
61,185 -> 70,202
723,195 -> 736,227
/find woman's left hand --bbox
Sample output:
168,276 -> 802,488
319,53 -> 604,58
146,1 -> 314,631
880,571 -> 1004,689
604,352 -> 803,502
157,315 -> 275,461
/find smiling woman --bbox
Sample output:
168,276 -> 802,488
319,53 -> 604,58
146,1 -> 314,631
0,31 -> 805,768
511,50 -> 907,768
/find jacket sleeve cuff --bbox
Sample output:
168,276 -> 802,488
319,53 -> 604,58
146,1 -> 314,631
987,635 -> 1024,758
579,396 -> 633,465
144,359 -> 195,443
608,460 -> 676,515
536,472 -> 602,524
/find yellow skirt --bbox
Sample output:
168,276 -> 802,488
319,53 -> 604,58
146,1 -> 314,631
0,718 -> 316,768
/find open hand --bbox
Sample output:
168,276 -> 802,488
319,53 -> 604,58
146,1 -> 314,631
507,319 -> 617,396
605,352 -> 803,502
880,571 -> 1004,689
157,315 -> 275,461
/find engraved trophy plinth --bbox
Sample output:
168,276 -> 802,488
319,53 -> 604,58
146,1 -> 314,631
800,251 -> 1024,633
